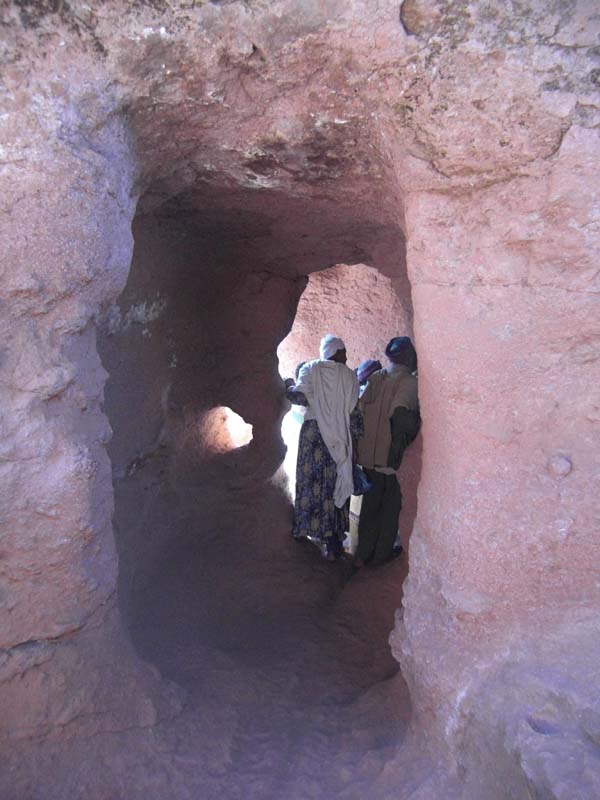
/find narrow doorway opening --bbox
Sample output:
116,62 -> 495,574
277,262 -> 421,556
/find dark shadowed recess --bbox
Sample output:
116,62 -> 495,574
97,180 -> 412,713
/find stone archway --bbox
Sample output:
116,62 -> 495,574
277,262 -> 421,552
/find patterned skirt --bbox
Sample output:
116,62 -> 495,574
291,419 -> 349,555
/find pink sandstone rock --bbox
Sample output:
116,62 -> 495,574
0,1 -> 598,797
277,263 -> 412,377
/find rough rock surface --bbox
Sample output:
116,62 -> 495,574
0,0 -> 599,798
277,263 -> 412,377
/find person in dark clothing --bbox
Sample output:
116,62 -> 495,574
354,337 -> 420,567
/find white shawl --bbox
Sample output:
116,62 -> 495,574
295,359 -> 359,508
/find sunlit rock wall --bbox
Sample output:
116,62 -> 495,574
385,2 -> 600,794
0,64 -> 180,747
277,263 -> 412,375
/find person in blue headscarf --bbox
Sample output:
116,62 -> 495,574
355,337 -> 420,567
356,359 -> 382,396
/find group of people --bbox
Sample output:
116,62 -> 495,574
284,333 -> 420,566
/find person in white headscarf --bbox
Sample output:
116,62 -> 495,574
285,334 -> 363,561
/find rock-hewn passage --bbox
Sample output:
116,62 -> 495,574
1,1 -> 598,798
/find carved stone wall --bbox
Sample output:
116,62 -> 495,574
1,1 -> 598,797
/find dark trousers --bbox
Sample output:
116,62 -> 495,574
356,468 -> 402,564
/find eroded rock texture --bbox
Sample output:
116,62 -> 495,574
277,263 -> 412,377
1,0 -> 598,797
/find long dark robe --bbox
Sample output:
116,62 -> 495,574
290,406 -> 363,555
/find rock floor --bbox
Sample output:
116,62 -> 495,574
2,489 -> 446,800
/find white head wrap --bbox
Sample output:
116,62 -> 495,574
320,334 -> 345,360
